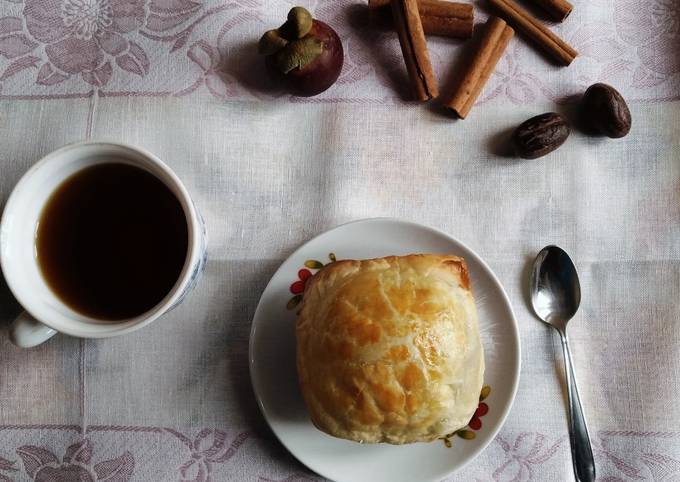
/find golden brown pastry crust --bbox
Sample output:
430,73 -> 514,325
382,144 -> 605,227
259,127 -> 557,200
295,254 -> 484,444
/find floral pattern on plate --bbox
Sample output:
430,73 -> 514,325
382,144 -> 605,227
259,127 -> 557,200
286,252 -> 336,310
440,385 -> 491,447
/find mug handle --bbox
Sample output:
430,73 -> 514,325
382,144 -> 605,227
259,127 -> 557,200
10,311 -> 57,348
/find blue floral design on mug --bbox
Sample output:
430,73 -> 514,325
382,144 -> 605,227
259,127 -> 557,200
168,203 -> 208,312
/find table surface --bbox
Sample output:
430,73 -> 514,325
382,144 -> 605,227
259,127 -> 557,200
0,0 -> 679,480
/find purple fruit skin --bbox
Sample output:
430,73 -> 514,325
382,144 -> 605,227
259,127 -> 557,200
265,20 -> 344,97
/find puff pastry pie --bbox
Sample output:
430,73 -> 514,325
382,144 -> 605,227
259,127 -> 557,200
295,254 -> 484,444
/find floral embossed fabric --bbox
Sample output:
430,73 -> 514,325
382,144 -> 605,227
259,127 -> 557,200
0,0 -> 676,100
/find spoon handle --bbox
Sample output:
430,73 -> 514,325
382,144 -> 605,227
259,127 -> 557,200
559,330 -> 596,482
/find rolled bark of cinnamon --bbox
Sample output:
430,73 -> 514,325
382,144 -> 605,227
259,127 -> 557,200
391,0 -> 439,100
443,16 -> 514,118
369,0 -> 474,39
488,0 -> 577,65
528,0 -> 572,22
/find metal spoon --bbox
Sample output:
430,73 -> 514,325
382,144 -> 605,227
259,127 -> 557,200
530,246 -> 596,482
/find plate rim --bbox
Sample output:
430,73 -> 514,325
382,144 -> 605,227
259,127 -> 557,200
249,217 -> 521,482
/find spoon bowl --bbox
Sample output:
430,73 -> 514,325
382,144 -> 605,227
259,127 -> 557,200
530,245 -> 581,331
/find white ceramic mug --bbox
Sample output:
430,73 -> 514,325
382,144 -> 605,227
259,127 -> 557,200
0,141 -> 207,348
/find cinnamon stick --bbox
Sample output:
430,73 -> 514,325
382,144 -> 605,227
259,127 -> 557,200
391,0 -> 439,100
369,0 -> 474,39
528,0 -> 573,22
487,0 -> 577,65
443,16 -> 513,119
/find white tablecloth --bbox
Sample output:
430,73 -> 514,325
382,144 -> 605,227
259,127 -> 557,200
0,0 -> 679,480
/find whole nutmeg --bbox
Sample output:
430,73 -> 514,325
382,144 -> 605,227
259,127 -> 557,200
581,83 -> 631,138
512,113 -> 571,159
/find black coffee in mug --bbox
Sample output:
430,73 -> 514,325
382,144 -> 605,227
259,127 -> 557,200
36,163 -> 189,321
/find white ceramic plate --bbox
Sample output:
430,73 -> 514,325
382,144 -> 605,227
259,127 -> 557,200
249,218 -> 520,482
